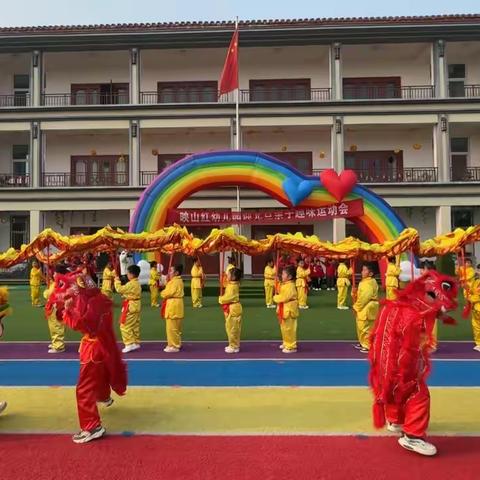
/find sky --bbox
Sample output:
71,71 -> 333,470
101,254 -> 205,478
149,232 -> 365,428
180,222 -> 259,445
0,0 -> 479,27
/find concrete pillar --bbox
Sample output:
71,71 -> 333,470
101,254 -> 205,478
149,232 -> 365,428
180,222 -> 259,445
333,218 -> 346,243
31,50 -> 42,106
130,48 -> 140,105
29,210 -> 42,240
129,120 -> 140,187
436,205 -> 452,235
331,116 -> 344,172
434,115 -> 450,182
330,43 -> 342,100
432,40 -> 447,99
30,122 -> 41,187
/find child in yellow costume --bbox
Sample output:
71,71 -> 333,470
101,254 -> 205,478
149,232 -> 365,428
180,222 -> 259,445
190,258 -> 205,308
353,263 -> 379,353
101,261 -> 115,298
114,264 -> 142,353
337,261 -> 352,310
219,267 -> 243,353
29,260 -> 44,307
420,260 -> 439,351
274,265 -> 299,354
0,286 -> 12,415
466,266 -> 480,353
264,259 -> 276,308
161,264 -> 185,353
43,264 -> 68,354
149,261 -> 161,307
296,259 -> 310,309
385,257 -> 401,300
456,258 -> 476,301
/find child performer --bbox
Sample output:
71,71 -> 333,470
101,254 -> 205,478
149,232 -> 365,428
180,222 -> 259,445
466,265 -> 480,352
325,260 -> 336,291
264,259 -> 276,308
101,260 -> 115,298
29,260 -> 44,307
369,271 -> 458,456
149,261 -> 161,307
274,265 -> 299,354
160,264 -> 185,353
353,263 -> 379,353
456,257 -> 476,301
385,257 -> 401,300
296,259 -> 310,309
219,267 -> 243,353
190,258 -> 205,308
44,264 -> 68,354
114,265 -> 142,353
0,286 -> 12,415
336,261 -> 352,310
311,258 -> 324,291
49,271 -> 127,444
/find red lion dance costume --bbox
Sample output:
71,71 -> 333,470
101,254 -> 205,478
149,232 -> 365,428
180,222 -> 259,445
47,271 -> 127,444
369,270 -> 458,456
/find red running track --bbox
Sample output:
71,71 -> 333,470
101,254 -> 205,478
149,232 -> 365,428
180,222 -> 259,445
2,434 -> 479,480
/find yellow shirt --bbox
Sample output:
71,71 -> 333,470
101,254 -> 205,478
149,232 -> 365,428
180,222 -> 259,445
295,266 -> 310,288
264,265 -> 276,287
468,278 -> 480,311
43,282 -> 54,300
456,266 -> 476,284
219,281 -> 242,317
114,278 -> 142,314
385,263 -> 401,288
336,263 -> 352,287
160,276 -> 184,319
191,264 -> 204,289
274,280 -> 298,320
29,266 -> 43,286
353,277 -> 379,318
102,267 -> 115,291
149,267 -> 160,287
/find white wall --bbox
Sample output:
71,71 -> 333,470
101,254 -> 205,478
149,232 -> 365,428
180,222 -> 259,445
446,42 -> 480,86
43,51 -> 130,94
394,207 -> 436,239
0,53 -> 30,96
342,43 -> 431,85
44,132 -> 129,171
344,126 -> 433,167
0,132 -> 30,172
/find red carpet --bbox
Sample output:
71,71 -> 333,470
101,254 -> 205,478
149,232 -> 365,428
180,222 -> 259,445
2,434 -> 479,480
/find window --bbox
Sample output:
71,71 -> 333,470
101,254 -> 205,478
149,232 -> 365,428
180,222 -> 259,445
250,79 -> 311,101
448,64 -> 465,98
71,84 -> 129,105
10,215 -> 29,249
71,155 -> 129,186
157,153 -> 190,172
13,74 -> 29,106
452,207 -> 473,229
344,151 -> 403,182
450,137 -> 469,181
12,145 -> 29,177
343,77 -> 401,99
157,82 -> 217,103
266,152 -> 313,175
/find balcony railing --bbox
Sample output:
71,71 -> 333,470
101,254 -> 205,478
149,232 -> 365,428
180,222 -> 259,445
0,93 -> 31,107
343,85 -> 435,100
451,167 -> 480,182
42,172 -> 129,187
313,167 -> 438,183
141,90 -> 235,104
41,93 -> 129,107
240,87 -> 332,102
141,171 -> 158,186
0,174 -> 30,187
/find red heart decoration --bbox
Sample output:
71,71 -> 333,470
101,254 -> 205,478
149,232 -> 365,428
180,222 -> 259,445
320,169 -> 358,202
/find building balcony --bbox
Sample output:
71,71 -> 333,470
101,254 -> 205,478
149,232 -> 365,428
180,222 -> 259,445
450,166 -> 480,182
449,85 -> 480,99
343,84 -> 435,100
41,92 -> 129,107
0,94 -> 31,107
0,173 -> 30,187
42,172 -> 129,187
313,167 -> 438,183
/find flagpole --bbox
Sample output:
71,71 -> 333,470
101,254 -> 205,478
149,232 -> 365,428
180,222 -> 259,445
233,17 -> 241,236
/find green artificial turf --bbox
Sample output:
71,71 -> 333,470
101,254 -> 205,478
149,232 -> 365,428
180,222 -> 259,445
1,283 -> 474,342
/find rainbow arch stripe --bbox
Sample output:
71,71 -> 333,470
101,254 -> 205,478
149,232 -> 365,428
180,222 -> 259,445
130,150 -> 406,243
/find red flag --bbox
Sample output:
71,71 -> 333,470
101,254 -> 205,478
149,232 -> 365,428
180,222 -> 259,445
219,28 -> 239,96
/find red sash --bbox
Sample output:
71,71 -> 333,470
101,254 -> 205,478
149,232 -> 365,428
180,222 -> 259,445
222,304 -> 230,315
161,299 -> 167,319
277,303 -> 284,324
119,300 -> 129,324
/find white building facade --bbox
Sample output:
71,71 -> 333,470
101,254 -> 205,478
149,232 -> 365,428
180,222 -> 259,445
1,15 -> 480,274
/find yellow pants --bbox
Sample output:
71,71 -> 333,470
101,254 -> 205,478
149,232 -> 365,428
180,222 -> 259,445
150,286 -> 159,307
225,313 -> 242,349
120,311 -> 141,346
472,309 -> 480,346
101,288 -> 113,299
297,287 -> 308,308
166,317 -> 183,349
47,314 -> 65,351
191,288 -> 203,308
31,286 -> 41,306
356,318 -> 374,349
385,286 -> 397,301
265,285 -> 274,306
337,286 -> 348,307
280,317 -> 298,351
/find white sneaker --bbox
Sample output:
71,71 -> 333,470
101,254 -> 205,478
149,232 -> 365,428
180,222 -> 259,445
398,435 -> 437,456
282,348 -> 297,354
387,422 -> 403,434
225,346 -> 240,354
279,344 -> 285,350
473,345 -> 480,352
122,344 -> 136,353
164,346 -> 180,353
130,343 -> 141,352
97,398 -> 114,408
72,425 -> 106,444
0,401 -> 6,415
48,348 -> 65,354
